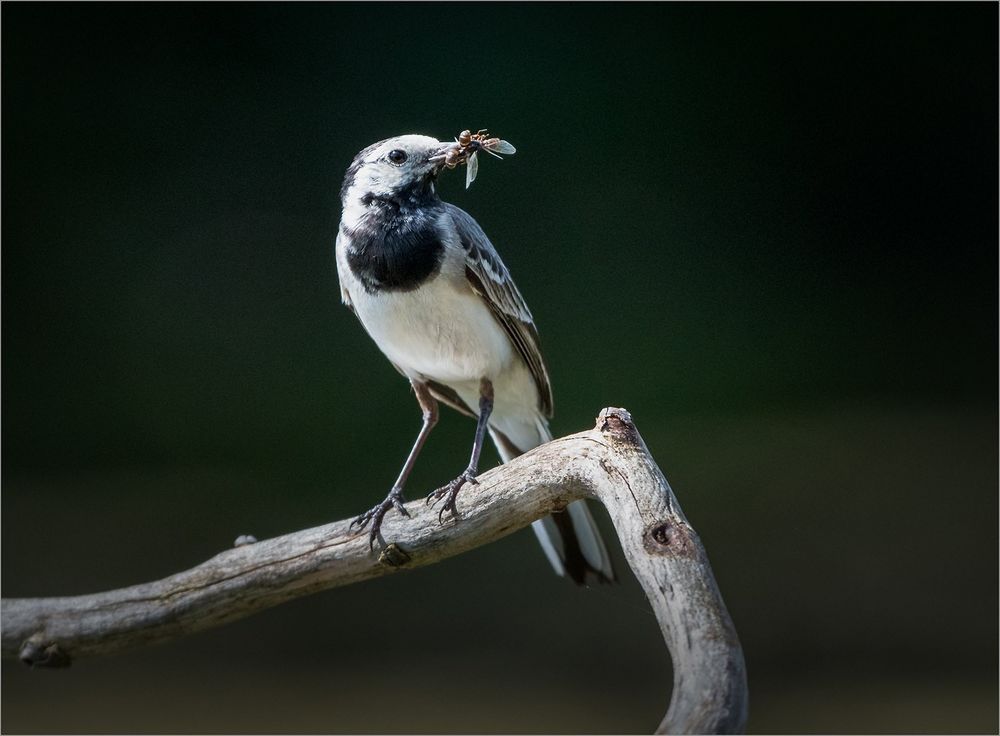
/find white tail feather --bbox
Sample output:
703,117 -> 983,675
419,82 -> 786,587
531,516 -> 566,577
567,500 -> 614,577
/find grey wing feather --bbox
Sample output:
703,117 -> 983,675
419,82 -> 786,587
444,203 -> 553,417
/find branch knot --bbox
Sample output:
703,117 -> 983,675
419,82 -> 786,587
643,519 -> 698,559
20,637 -> 71,668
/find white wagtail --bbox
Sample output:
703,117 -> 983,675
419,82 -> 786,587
336,133 -> 615,585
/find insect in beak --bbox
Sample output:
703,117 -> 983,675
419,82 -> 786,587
428,143 -> 456,165
429,129 -> 516,189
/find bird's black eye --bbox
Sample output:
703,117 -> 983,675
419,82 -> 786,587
387,149 -> 407,165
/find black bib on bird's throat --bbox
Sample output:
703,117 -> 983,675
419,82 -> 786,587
345,197 -> 445,294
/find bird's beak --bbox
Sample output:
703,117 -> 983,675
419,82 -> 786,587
427,141 -> 457,168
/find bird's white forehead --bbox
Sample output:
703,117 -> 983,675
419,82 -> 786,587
363,134 -> 443,162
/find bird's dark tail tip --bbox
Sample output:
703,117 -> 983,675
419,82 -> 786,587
552,509 -> 618,586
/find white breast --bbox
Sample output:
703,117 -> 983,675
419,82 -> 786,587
337,249 -> 514,384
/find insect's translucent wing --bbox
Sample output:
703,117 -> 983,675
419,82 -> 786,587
488,140 -> 517,155
465,151 -> 479,189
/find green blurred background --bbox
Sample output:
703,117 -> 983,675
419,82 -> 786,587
2,3 -> 997,733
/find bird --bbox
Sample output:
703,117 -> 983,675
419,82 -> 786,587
335,133 -> 615,585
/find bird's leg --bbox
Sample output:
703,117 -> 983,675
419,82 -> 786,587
427,378 -> 494,521
351,380 -> 438,549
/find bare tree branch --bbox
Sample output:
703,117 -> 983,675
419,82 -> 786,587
1,408 -> 748,734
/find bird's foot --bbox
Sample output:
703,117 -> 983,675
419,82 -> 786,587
426,468 -> 478,522
350,488 -> 409,550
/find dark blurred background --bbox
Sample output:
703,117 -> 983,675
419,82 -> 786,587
2,3 -> 997,733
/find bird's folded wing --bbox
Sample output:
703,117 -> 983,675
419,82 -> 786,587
444,203 -> 553,418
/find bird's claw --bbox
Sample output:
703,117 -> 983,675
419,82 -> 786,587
426,469 -> 478,522
350,489 -> 409,551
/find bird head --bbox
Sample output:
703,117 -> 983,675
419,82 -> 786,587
340,134 -> 453,205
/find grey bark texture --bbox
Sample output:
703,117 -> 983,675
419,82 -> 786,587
1,408 -> 748,734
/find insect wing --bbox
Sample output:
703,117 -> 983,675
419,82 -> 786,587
465,150 -> 479,188
487,139 -> 517,155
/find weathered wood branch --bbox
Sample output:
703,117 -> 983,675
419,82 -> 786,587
1,408 -> 748,734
